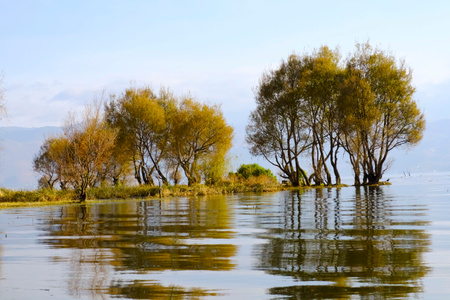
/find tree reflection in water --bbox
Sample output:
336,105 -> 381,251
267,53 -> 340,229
109,280 -> 222,299
35,187 -> 431,299
255,186 -> 431,299
39,196 -> 236,298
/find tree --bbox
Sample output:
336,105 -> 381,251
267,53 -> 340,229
247,55 -> 311,186
248,43 -> 424,186
106,86 -> 234,187
33,137 -> 60,189
300,46 -> 343,185
47,103 -> 117,201
105,86 -> 175,186
200,151 -> 231,186
169,97 -> 234,186
338,43 -> 425,184
338,66 -> 375,185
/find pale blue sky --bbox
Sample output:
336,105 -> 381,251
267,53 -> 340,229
1,0 -> 450,131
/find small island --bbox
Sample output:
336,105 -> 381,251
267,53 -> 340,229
0,43 -> 422,207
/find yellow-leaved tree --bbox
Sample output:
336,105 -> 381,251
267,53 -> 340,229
338,43 -> 425,185
248,43 -> 425,186
34,102 -> 117,201
169,97 -> 234,186
104,86 -> 176,186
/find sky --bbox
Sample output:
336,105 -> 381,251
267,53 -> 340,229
1,0 -> 450,132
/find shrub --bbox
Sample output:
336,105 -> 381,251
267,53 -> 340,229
236,164 -> 276,180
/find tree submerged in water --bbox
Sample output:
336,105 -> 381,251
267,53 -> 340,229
247,42 -> 425,186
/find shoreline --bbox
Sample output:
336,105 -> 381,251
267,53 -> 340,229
0,181 -> 391,209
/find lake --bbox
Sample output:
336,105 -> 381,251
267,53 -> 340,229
0,173 -> 449,299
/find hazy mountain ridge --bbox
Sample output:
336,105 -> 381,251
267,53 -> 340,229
0,120 -> 448,189
387,119 -> 450,174
0,126 -> 61,189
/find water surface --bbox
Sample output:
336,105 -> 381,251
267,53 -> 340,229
1,173 -> 449,299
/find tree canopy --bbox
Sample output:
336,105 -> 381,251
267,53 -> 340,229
34,86 -> 235,199
34,102 -> 117,201
105,86 -> 234,187
247,43 -> 425,186
169,97 -> 234,186
236,164 -> 276,180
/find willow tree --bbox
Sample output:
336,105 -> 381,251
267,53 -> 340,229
63,104 -> 117,200
105,87 -> 175,185
301,46 -> 343,185
338,68 -> 374,185
34,103 -> 117,200
338,43 -> 425,184
249,43 -> 424,186
34,136 -> 72,190
33,137 -> 61,188
169,98 -> 234,186
247,55 -> 310,186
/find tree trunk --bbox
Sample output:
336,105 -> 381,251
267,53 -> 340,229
187,175 -> 198,186
330,144 -> 341,185
289,175 -> 299,187
354,172 -> 361,186
366,172 -> 378,185
79,190 -> 87,202
183,164 -> 199,186
76,185 -> 87,202
299,168 -> 310,186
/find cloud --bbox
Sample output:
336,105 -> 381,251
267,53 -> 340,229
49,89 -> 95,104
3,84 -> 101,127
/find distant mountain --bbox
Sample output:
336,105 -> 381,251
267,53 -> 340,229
386,119 -> 450,175
0,119 -> 448,189
0,126 -> 61,189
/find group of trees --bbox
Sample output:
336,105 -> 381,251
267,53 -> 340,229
33,87 -> 234,200
247,43 -> 425,186
32,42 -> 426,199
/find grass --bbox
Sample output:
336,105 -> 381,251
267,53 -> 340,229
0,188 -> 76,208
0,175 -> 387,209
0,175 -> 282,208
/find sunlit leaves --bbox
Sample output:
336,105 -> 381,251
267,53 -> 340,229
248,43 -> 425,186
34,103 -> 117,200
105,87 -> 234,187
339,43 -> 425,184
170,97 -> 234,186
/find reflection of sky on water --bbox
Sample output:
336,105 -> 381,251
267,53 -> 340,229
0,174 -> 449,299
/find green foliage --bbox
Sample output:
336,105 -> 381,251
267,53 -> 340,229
105,86 -> 173,186
170,97 -> 234,186
338,42 -> 425,184
0,188 -> 75,204
87,184 -> 161,199
0,180 -> 282,207
236,164 -> 276,179
247,42 -> 425,186
33,102 -> 119,201
223,164 -> 280,192
105,86 -> 234,187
